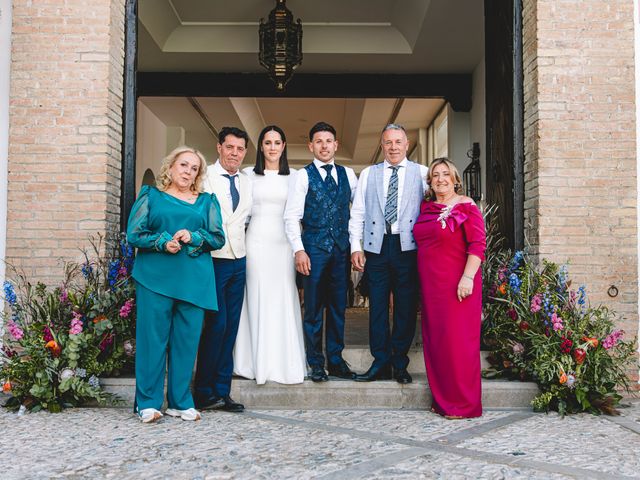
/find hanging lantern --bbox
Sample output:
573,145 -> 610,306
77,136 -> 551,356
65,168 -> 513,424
259,0 -> 303,91
463,142 -> 482,201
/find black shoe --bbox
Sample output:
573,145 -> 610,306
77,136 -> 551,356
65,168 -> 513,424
327,360 -> 355,379
353,365 -> 392,382
310,366 -> 329,382
194,395 -> 224,411
217,396 -> 245,413
393,368 -> 413,384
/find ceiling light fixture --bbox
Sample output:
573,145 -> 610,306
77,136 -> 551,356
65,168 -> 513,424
259,0 -> 303,91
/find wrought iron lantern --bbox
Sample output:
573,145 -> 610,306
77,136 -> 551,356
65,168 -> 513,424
463,142 -> 482,201
259,0 -> 303,91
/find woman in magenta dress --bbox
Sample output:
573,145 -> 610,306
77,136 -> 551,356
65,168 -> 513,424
413,157 -> 486,419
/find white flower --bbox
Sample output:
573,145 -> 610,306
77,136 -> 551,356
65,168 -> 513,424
437,205 -> 453,229
59,368 -> 75,381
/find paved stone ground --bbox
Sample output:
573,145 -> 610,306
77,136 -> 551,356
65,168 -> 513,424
1,402 -> 639,479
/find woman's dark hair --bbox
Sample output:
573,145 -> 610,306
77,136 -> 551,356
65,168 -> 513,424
254,125 -> 290,175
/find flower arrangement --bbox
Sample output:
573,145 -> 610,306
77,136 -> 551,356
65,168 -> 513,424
482,250 -> 637,415
1,234 -> 136,412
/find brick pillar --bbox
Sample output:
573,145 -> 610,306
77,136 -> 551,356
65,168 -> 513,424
7,0 -> 125,282
522,0 -> 639,375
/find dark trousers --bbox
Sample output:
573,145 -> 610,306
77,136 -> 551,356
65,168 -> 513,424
302,244 -> 349,368
365,234 -> 418,370
194,256 -> 246,399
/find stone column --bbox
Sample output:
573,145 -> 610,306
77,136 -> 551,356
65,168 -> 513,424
7,0 -> 126,283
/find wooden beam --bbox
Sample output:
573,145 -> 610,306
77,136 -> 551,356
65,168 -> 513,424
137,73 -> 472,112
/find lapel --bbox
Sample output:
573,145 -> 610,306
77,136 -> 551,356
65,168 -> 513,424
398,161 -> 416,217
207,169 -> 233,219
374,163 -> 385,212
227,173 -> 250,222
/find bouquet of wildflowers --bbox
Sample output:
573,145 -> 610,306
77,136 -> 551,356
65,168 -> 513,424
482,251 -> 637,415
1,234 -> 136,412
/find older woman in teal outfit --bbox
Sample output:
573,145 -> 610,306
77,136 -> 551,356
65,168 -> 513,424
127,146 -> 225,423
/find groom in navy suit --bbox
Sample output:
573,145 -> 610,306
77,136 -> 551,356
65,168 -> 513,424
284,122 -> 358,382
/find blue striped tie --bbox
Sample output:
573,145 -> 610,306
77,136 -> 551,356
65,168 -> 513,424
384,166 -> 399,232
222,174 -> 239,211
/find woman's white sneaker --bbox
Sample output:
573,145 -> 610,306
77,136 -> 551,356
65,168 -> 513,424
165,407 -> 201,421
139,408 -> 163,423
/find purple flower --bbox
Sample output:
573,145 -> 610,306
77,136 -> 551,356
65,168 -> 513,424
507,308 -> 518,321
119,299 -> 134,318
602,330 -> 624,350
43,325 -> 54,342
59,288 -> 69,304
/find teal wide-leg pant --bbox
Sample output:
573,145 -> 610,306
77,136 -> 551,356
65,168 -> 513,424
135,282 -> 204,411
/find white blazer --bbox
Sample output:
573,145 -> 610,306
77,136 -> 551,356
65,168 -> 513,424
203,162 -> 252,259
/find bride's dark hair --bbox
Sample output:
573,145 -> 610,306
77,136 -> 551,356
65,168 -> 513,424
254,125 -> 290,175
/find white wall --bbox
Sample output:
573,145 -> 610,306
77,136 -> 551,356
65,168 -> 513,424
447,105 -> 471,175
135,101 -> 169,193
0,0 -> 12,290
470,59 -> 487,200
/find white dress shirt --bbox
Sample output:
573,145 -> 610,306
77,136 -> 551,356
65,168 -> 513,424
349,158 -> 428,254
210,160 -> 243,202
284,158 -> 358,253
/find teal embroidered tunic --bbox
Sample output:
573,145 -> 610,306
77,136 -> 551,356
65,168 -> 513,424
127,185 -> 225,310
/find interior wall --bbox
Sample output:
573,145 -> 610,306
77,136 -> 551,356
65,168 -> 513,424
136,101 -> 168,192
471,59 -> 487,201
447,105 -> 471,176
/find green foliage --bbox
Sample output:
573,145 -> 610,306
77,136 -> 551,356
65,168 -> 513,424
481,232 -> 638,415
1,234 -> 136,412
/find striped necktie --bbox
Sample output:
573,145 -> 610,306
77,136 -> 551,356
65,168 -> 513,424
384,166 -> 399,232
222,174 -> 239,211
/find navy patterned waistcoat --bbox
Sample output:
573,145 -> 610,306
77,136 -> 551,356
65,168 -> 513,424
301,163 -> 351,253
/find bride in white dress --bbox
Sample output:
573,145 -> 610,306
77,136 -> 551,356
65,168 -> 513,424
233,125 -> 307,384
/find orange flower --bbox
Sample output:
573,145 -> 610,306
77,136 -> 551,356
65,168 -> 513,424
582,336 -> 599,348
498,283 -> 507,295
559,372 -> 567,384
45,340 -> 61,357
2,381 -> 11,393
93,315 -> 107,324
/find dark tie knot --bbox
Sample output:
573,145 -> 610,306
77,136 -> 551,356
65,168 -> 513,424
322,164 -> 333,174
222,173 -> 237,181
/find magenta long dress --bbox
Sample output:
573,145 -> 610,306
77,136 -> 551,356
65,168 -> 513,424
413,200 -> 486,418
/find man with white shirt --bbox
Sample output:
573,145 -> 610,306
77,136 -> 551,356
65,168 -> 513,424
194,126 -> 252,412
349,124 -> 428,383
284,121 -> 358,382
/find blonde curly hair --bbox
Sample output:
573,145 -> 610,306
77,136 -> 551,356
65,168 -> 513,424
425,157 -> 463,201
156,146 -> 207,193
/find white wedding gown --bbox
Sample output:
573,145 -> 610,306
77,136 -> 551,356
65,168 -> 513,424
233,168 -> 307,384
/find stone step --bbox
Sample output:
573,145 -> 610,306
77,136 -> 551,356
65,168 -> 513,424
342,347 -> 492,374
101,376 -> 539,410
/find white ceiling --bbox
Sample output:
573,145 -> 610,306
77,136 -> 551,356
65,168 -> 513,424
139,96 -> 445,171
136,1 -> 483,171
138,0 -> 484,74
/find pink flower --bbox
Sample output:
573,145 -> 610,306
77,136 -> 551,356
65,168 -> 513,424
7,319 -> 24,341
43,325 -> 54,342
498,267 -> 508,282
119,299 -> 134,318
59,288 -> 69,304
512,342 -> 525,355
602,330 -> 624,350
551,312 -> 563,332
69,312 -> 83,335
530,294 -> 542,313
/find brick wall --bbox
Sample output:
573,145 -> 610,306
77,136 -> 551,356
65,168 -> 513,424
523,0 -> 639,383
7,0 -> 125,282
